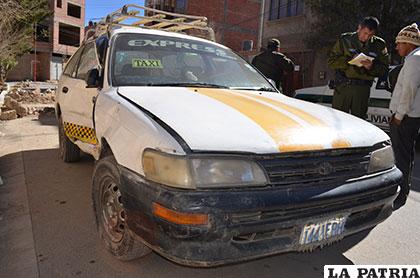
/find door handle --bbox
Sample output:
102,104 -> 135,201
92,96 -> 96,103
62,87 -> 69,93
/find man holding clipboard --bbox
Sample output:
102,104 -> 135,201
328,17 -> 389,119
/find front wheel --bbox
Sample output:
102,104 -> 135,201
92,156 -> 151,261
58,117 -> 80,162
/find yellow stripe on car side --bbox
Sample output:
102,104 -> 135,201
193,88 -> 324,152
232,91 -> 352,149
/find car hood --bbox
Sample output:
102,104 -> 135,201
118,87 -> 389,153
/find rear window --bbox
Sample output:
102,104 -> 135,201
295,94 -> 323,103
369,98 -> 390,108
297,93 -> 389,109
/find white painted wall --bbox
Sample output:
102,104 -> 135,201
50,56 -> 64,80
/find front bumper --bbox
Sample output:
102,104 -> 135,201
118,166 -> 401,267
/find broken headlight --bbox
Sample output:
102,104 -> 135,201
368,145 -> 395,173
142,149 -> 268,189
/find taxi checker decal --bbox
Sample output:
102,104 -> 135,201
193,88 -> 351,152
64,122 -> 98,145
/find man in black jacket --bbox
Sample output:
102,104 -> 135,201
252,39 -> 294,92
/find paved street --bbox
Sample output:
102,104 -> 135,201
1,115 -> 420,278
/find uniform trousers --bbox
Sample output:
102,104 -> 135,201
332,84 -> 370,119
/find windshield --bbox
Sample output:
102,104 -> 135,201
111,33 -> 275,90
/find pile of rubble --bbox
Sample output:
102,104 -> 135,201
0,82 -> 56,121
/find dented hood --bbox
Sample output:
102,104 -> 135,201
118,87 -> 389,153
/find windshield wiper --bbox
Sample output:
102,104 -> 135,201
230,87 -> 277,92
144,82 -> 230,88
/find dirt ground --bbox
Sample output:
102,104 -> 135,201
1,115 -> 420,278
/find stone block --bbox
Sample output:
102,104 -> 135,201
3,96 -> 27,117
0,110 -> 17,121
4,96 -> 18,110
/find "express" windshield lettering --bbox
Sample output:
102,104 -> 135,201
128,39 -> 234,59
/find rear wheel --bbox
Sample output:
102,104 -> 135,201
58,117 -> 80,162
92,156 -> 151,261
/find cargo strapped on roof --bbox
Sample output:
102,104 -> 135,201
90,4 -> 215,41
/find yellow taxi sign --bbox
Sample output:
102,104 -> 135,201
132,59 -> 163,68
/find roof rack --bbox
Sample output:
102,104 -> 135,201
90,4 -> 215,41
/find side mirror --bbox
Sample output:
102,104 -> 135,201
86,68 -> 100,88
375,77 -> 389,91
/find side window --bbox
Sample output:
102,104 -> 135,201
63,46 -> 84,77
76,42 -> 99,80
375,75 -> 389,91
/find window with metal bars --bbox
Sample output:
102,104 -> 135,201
269,0 -> 304,20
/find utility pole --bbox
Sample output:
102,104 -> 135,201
34,22 -> 37,82
257,0 -> 266,51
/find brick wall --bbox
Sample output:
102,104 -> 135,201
7,52 -> 50,81
262,2 -> 334,88
6,0 -> 85,81
185,0 -> 260,59
52,0 -> 85,56
146,0 -> 261,59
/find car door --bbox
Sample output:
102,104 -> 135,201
59,42 -> 101,145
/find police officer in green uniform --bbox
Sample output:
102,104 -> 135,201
328,17 -> 389,119
252,39 -> 295,93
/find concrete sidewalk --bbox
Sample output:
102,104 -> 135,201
0,115 -> 58,278
0,151 -> 38,277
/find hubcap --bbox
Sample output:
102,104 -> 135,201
101,179 -> 126,243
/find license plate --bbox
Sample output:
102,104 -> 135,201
299,216 -> 347,245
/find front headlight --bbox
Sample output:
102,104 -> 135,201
368,145 -> 395,173
142,149 -> 268,189
142,150 -> 192,189
190,158 -> 267,188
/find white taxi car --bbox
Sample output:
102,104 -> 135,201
56,5 -> 401,266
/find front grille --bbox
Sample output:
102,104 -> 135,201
257,148 -> 372,186
230,205 -> 385,244
232,226 -> 296,242
230,185 -> 395,225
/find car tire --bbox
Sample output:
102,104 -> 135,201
58,117 -> 80,162
92,156 -> 152,261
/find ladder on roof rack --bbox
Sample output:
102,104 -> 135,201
89,4 -> 216,41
